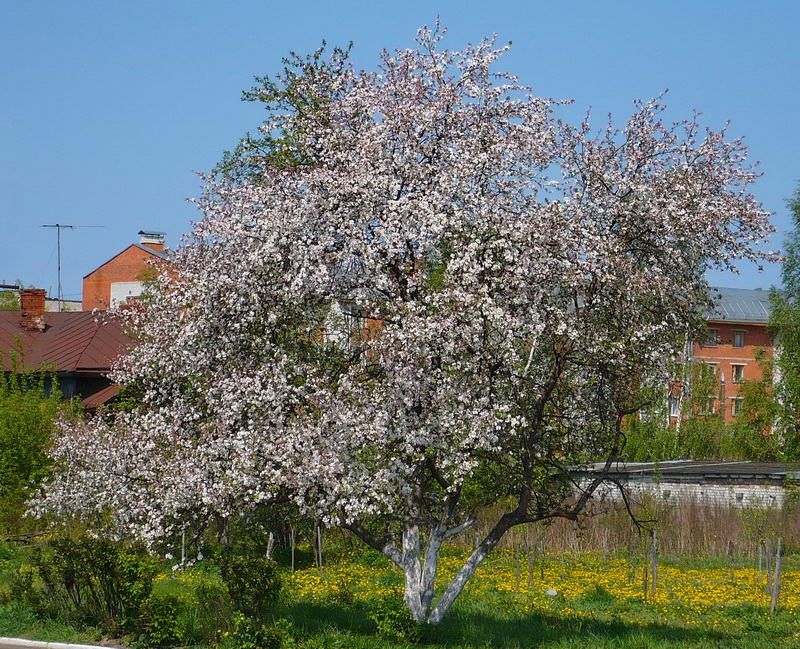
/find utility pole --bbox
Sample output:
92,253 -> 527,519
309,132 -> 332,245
40,224 -> 103,311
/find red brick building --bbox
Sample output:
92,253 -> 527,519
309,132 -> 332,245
671,287 -> 774,424
82,231 -> 168,311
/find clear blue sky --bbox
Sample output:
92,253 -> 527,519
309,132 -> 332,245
2,0 -> 798,301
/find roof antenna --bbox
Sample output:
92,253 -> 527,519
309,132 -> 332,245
41,224 -> 104,311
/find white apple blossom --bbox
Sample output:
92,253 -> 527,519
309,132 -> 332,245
35,25 -> 775,623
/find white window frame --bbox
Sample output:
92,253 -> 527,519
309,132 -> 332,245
731,363 -> 745,384
702,397 -> 716,415
668,395 -> 681,417
731,397 -> 744,417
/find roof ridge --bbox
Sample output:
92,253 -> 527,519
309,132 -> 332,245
82,243 -> 168,279
73,313 -> 120,370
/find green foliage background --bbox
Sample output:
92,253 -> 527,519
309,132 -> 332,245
0,357 -> 78,533
623,356 -> 786,463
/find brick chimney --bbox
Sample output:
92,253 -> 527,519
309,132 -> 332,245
20,289 -> 46,331
138,230 -> 166,253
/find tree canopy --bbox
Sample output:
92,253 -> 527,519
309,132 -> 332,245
36,26 -> 775,623
765,181 -> 800,453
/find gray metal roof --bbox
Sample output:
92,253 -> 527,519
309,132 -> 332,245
581,460 -> 800,481
706,286 -> 774,324
131,243 -> 168,260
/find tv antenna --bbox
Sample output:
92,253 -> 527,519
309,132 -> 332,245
41,224 -> 104,311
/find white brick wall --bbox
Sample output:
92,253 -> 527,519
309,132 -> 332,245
586,480 -> 786,509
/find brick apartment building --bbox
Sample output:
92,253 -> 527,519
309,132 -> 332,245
82,230 -> 168,311
670,286 -> 774,424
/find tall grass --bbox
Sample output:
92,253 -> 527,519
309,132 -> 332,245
472,497 -> 800,560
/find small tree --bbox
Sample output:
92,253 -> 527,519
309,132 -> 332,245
0,282 -> 24,310
0,291 -> 19,311
36,26 -> 775,623
0,353 -> 73,533
766,183 -> 800,456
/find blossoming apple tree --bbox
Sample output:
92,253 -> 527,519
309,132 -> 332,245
36,27 -> 774,623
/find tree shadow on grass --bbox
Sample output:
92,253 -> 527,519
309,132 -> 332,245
278,599 -> 377,637
277,599 -> 732,648
434,607 -> 730,648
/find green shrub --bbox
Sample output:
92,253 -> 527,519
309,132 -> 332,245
183,578 -> 234,645
0,540 -> 19,561
0,360 -> 77,534
368,598 -> 422,644
229,612 -> 285,649
7,564 -> 38,608
219,554 -> 281,619
135,594 -> 185,648
10,534 -> 157,633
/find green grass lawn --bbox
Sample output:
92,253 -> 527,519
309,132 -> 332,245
2,595 -> 798,649
2,542 -> 800,649
273,597 -> 799,649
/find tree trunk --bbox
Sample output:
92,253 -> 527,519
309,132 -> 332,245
420,523 -> 445,614
350,515 -> 511,625
400,523 -> 425,622
426,515 -> 513,624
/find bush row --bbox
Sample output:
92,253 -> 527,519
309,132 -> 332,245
0,534 -> 421,648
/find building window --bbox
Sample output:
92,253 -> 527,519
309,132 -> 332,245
731,364 -> 745,383
702,398 -> 716,415
702,362 -> 719,380
669,396 -> 681,417
733,330 -> 745,348
731,397 -> 744,417
701,329 -> 718,347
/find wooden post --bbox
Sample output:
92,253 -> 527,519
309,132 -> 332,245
526,527 -> 535,588
650,530 -> 658,596
757,542 -> 762,582
539,537 -> 545,581
290,525 -> 296,573
766,538 -> 773,591
317,523 -> 323,569
771,537 -> 782,614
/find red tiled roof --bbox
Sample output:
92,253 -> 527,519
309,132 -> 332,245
0,311 -> 131,373
80,383 -> 123,409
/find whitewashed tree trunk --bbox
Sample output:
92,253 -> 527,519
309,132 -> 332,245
372,517 -> 503,625
427,519 -> 508,624
401,524 -> 425,622
420,523 -> 445,614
